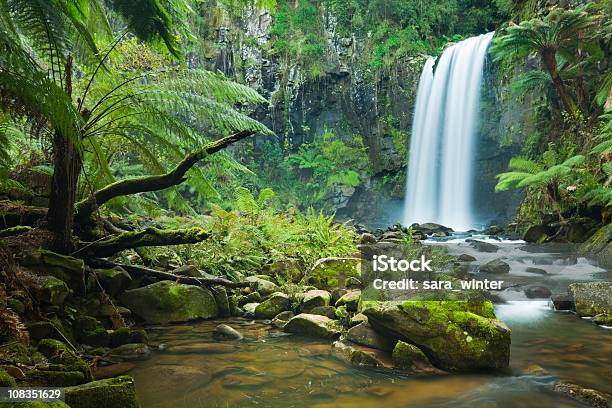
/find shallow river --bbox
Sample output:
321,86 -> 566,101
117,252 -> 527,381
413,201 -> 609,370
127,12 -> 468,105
128,238 -> 611,408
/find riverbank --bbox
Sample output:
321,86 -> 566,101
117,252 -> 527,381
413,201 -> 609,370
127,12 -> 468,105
1,223 -> 611,407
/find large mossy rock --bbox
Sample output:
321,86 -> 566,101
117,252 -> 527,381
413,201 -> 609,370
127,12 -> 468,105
283,313 -> 342,339
244,276 -> 279,296
579,225 -> 612,268
94,266 -> 132,296
255,292 -> 291,319
335,290 -> 361,312
332,341 -> 393,368
0,368 -> 16,386
120,281 -> 218,324
37,339 -> 92,383
22,249 -> 86,293
64,375 -> 140,408
346,322 -> 395,351
523,225 -> 555,243
392,340 -> 444,374
363,300 -> 511,372
34,276 -> 70,306
310,257 -> 361,289
568,282 -> 612,317
300,289 -> 331,312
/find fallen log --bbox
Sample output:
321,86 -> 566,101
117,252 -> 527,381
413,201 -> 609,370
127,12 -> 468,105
88,258 -> 247,288
79,227 -> 211,258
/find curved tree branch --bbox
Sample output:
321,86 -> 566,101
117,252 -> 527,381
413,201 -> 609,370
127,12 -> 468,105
75,129 -> 255,222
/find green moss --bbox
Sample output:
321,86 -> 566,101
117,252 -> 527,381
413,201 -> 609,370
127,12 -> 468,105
254,292 -> 291,319
310,257 -> 361,290
39,250 -> 84,273
283,314 -> 342,339
38,276 -> 70,305
392,340 -> 431,370
110,327 -> 131,347
37,339 -> 92,381
0,368 -> 16,387
335,290 -> 361,312
25,369 -> 85,386
364,300 -> 511,371
120,281 -> 218,324
64,375 -> 139,408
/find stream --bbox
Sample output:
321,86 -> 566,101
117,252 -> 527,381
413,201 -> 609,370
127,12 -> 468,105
127,238 -> 611,408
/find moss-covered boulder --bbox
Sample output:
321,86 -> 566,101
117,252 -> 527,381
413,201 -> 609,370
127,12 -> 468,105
592,313 -> 612,326
244,276 -> 279,296
37,339 -> 92,383
271,311 -> 294,328
0,368 -> 16,386
523,225 -> 554,243
579,224 -> 612,268
335,290 -> 361,312
300,289 -> 331,312
392,341 -> 445,374
120,281 -> 218,324
94,266 -> 132,296
73,316 -> 109,347
210,286 -> 230,317
283,314 -> 342,339
34,276 -> 70,305
255,292 -> 291,319
25,369 -> 85,386
346,322 -> 395,351
310,257 -> 361,289
568,282 -> 612,317
332,341 -> 392,368
309,305 -> 337,319
27,319 -> 70,342
363,300 -> 510,372
64,375 -> 140,408
22,250 -> 86,294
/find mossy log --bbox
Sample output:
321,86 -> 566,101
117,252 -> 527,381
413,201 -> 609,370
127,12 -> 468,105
89,258 -> 247,288
81,227 -> 210,257
74,130 -> 255,222
0,225 -> 32,237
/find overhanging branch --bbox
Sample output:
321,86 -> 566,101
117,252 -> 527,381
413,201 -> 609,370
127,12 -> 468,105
75,129 -> 255,222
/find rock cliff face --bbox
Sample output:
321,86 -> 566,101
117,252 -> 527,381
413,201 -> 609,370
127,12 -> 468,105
194,5 -> 526,226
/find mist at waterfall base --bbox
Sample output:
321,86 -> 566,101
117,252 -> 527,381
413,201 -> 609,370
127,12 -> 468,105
403,32 -> 495,232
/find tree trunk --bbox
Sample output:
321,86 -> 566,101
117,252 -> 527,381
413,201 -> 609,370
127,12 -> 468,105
541,49 -> 576,120
47,56 -> 81,254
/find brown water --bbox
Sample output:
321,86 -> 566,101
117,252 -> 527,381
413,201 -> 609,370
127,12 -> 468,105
128,239 -> 611,407
127,310 -> 611,408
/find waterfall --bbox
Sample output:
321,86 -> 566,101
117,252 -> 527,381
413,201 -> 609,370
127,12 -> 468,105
403,32 -> 494,231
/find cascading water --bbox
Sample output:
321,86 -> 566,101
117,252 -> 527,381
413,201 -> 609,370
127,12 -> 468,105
403,32 -> 494,231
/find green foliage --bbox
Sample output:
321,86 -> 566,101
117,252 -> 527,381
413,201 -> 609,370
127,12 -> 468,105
281,128 -> 370,210
491,5 -> 606,118
0,0 -> 272,217
153,187 -> 357,280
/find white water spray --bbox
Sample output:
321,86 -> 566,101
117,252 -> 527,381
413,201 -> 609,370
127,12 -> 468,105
403,32 -> 494,231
